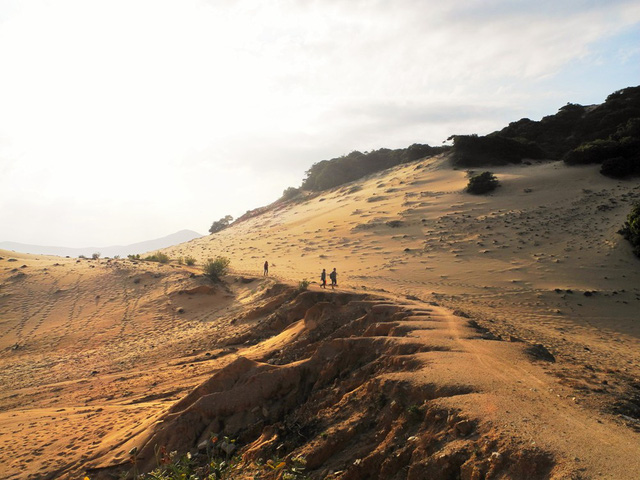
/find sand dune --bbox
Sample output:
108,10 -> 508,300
1,154 -> 639,479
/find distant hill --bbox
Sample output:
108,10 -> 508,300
0,229 -> 203,258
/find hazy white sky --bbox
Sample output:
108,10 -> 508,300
1,0 -> 639,247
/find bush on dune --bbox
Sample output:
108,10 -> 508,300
301,144 -> 448,191
498,86 -> 640,160
203,256 -> 231,282
281,187 -> 301,201
619,203 -> 640,257
600,155 -> 640,178
466,171 -> 500,194
563,135 -> 640,178
449,134 -> 546,167
145,252 -> 170,264
209,215 -> 234,234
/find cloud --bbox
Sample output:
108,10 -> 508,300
0,0 -> 638,245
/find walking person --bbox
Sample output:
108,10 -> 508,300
329,267 -> 337,289
320,268 -> 327,288
263,260 -> 269,276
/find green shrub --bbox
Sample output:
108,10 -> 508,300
619,203 -> 640,257
128,253 -> 141,260
297,279 -> 310,292
145,252 -> 170,264
466,171 -> 500,194
92,252 -> 101,260
282,186 -> 301,200
184,256 -> 196,266
600,156 -> 639,178
562,139 -> 622,165
562,136 -> 640,178
203,256 -> 230,281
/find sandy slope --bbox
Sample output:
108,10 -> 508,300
1,154 -> 639,479
162,155 -> 640,475
0,253 -> 279,479
167,155 -> 640,386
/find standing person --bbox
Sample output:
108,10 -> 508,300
263,260 -> 269,276
320,268 -> 327,288
329,268 -> 337,289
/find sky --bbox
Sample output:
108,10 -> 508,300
0,0 -> 639,247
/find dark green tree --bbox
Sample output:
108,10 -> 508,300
209,215 -> 233,234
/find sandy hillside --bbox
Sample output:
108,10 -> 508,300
0,252 -> 289,479
1,153 -> 639,479
167,154 -> 640,386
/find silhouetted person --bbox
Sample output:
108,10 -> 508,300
329,268 -> 337,289
320,268 -> 327,288
263,261 -> 269,276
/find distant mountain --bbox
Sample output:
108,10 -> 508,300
0,229 -> 203,258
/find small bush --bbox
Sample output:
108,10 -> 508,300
282,186 -> 301,200
600,156 -> 639,178
92,252 -> 101,260
177,256 -> 184,265
466,171 -> 500,194
184,256 -> 196,266
563,139 -> 621,165
297,279 -> 310,292
145,252 -> 170,264
203,256 -> 230,282
619,203 -> 640,257
128,254 -> 141,260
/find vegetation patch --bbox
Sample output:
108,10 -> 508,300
562,130 -> 640,178
301,144 -> 447,191
498,87 -> 640,160
145,252 -> 171,264
386,220 -> 405,228
449,134 -> 545,167
619,203 -> 640,257
452,86 -> 640,178
466,172 -> 500,195
209,215 -> 234,234
281,187 -> 301,201
352,221 -> 382,231
203,256 -> 231,282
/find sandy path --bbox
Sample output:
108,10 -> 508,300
437,306 -> 639,478
362,301 -> 640,478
